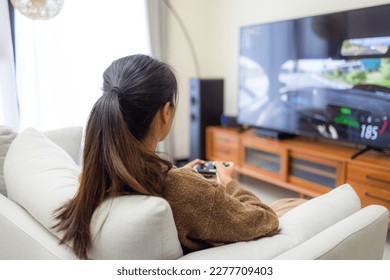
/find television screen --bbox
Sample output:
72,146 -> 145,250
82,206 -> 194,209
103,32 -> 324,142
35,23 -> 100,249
237,4 -> 390,150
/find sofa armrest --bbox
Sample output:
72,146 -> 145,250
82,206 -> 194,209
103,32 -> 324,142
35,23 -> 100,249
0,194 -> 77,260
274,205 -> 389,260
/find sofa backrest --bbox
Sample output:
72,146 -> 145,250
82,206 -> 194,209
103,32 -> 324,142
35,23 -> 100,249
4,128 -> 183,259
0,126 -> 17,196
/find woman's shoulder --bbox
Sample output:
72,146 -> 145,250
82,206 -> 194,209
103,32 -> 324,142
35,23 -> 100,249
167,166 -> 209,182
164,167 -> 219,192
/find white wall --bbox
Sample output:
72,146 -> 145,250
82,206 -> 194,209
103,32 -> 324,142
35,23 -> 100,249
165,0 -> 390,159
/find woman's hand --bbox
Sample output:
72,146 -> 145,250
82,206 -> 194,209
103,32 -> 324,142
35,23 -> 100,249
183,158 -> 205,169
215,161 -> 236,186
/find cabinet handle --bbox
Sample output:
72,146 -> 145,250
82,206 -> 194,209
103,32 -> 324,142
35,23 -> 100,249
366,175 -> 390,185
364,192 -> 390,203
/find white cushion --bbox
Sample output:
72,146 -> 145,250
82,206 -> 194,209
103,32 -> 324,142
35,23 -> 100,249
5,128 -> 79,230
0,125 -> 83,197
181,184 -> 361,260
278,183 -> 361,244
4,128 -> 183,259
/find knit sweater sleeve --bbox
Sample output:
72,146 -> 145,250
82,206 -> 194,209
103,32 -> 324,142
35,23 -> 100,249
163,167 -> 279,250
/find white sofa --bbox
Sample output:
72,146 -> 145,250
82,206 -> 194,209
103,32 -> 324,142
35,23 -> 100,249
0,126 -> 388,260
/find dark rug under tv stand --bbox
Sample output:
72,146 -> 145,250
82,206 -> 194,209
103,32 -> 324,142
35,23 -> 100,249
206,126 -> 390,228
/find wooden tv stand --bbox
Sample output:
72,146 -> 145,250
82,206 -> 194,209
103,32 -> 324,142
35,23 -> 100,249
206,126 -> 390,227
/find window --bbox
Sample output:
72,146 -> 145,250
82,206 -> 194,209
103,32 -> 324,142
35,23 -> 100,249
15,0 -> 150,130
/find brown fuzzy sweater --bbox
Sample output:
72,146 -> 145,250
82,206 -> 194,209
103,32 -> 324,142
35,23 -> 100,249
162,167 -> 279,252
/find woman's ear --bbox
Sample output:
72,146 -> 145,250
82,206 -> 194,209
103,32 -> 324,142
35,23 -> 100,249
161,102 -> 172,124
156,102 -> 174,142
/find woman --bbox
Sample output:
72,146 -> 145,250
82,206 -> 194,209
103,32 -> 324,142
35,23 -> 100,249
53,54 -> 279,259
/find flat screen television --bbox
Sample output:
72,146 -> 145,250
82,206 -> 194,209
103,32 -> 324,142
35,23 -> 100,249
237,4 -> 390,151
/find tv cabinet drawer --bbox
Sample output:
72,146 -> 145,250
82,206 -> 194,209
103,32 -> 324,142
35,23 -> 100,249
206,127 -> 239,162
213,140 -> 239,162
347,165 -> 390,189
348,180 -> 390,210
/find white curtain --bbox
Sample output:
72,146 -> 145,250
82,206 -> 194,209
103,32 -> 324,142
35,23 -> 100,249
0,0 -> 19,130
14,0 -> 151,131
146,0 -> 176,160
146,0 -> 167,60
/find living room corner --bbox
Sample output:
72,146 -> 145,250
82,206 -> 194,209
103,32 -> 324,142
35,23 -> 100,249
1,0 -> 390,278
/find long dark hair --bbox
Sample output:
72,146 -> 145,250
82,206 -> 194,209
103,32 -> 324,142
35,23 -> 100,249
53,54 -> 178,259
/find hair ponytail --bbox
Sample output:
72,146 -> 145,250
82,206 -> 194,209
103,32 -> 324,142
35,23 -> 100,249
90,89 -> 171,197
53,55 -> 176,259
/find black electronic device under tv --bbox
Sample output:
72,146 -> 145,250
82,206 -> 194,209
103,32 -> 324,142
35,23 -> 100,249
237,4 -> 390,150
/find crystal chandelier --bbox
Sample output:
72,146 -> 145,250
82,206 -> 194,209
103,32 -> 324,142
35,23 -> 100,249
11,0 -> 64,20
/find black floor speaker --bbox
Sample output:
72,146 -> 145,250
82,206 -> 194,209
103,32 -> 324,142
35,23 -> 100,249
189,78 -> 224,160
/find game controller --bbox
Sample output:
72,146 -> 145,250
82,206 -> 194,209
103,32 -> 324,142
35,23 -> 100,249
194,161 -> 217,175
194,161 -> 230,177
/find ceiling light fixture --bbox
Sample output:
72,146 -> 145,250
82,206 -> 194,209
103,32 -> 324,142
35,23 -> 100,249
11,0 -> 64,20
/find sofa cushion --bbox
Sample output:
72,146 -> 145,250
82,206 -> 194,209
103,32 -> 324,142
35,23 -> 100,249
0,126 -> 17,196
4,128 -> 183,259
5,128 -> 80,231
278,183 -> 361,244
0,125 -> 83,197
